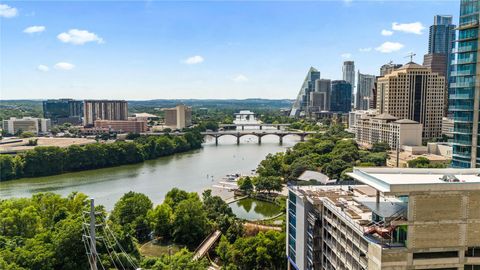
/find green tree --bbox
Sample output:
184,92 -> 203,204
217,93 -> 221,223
148,203 -> 173,238
110,192 -> 153,241
172,196 -> 211,246
371,142 -> 391,152
253,176 -> 283,194
238,177 -> 254,194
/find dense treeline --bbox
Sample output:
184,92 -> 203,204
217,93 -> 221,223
255,125 -> 388,181
0,131 -> 204,181
0,188 -> 285,270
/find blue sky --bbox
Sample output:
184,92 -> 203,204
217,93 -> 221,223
1,0 -> 459,100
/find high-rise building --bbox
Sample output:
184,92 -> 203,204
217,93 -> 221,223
380,63 -> 402,76
83,100 -> 128,126
429,15 -> 456,84
287,167 -> 480,270
163,104 -> 192,129
2,117 -> 51,135
290,67 -> 321,117
450,0 -> 480,168
342,61 -> 355,103
329,80 -> 351,113
423,53 -> 449,116
355,72 -> 376,110
376,62 -> 445,139
309,79 -> 331,113
43,99 -> 83,125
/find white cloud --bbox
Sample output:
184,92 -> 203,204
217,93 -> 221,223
184,55 -> 204,65
375,42 -> 404,53
57,29 -> 104,45
232,74 -> 248,83
24,26 -> 46,34
392,22 -> 425,35
37,65 -> 49,72
341,53 -> 352,59
54,62 -> 75,70
381,29 -> 393,36
358,47 -> 372,52
0,4 -> 18,18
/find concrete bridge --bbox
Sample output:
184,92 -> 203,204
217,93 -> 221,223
219,123 -> 290,130
143,130 -> 318,145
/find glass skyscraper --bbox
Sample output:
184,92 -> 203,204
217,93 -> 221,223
290,67 -> 321,117
330,80 -> 352,113
451,0 -> 479,168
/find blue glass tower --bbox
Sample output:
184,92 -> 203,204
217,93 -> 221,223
451,0 -> 480,168
330,80 -> 352,113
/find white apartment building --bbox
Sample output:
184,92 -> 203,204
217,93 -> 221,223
2,117 -> 51,135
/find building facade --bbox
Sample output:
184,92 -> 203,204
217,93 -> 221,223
43,99 -> 83,125
309,79 -> 331,113
429,15 -> 456,87
2,117 -> 51,135
355,72 -> 376,110
351,112 -> 423,149
291,67 -> 322,117
376,62 -> 445,139
342,61 -> 355,103
94,119 -> 147,133
83,100 -> 128,126
450,0 -> 480,168
163,104 -> 192,129
287,167 -> 480,270
330,80 -> 352,113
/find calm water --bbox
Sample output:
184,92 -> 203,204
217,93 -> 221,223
229,198 -> 282,220
0,133 -> 299,211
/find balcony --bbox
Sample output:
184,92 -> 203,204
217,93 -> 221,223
453,117 -> 474,122
450,70 -> 475,76
453,140 -> 473,146
451,128 -> 473,134
449,105 -> 474,111
452,46 -> 477,53
449,93 -> 474,99
451,81 -> 476,88
453,58 -> 477,65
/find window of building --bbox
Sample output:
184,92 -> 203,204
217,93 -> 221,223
412,251 -> 459,259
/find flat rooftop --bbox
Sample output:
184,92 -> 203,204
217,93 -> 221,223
290,185 -> 407,247
347,167 -> 480,194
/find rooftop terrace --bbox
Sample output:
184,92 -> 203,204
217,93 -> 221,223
347,167 -> 480,194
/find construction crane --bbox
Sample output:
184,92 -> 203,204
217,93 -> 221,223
405,52 -> 416,63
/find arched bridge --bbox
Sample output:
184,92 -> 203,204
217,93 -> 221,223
142,130 -> 319,144
219,123 -> 291,130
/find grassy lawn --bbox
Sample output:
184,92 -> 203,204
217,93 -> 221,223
139,238 -> 185,258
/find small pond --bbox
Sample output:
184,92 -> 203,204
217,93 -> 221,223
229,198 -> 282,221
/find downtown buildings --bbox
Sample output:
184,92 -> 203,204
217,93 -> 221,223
355,72 -> 376,111
287,167 -> 480,270
291,68 -> 352,118
450,0 -> 480,168
343,61 -> 355,103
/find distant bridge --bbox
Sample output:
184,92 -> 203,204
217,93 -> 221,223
219,123 -> 291,130
143,130 -> 318,144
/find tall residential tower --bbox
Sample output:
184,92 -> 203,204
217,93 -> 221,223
355,72 -> 376,110
342,61 -> 355,104
450,0 -> 480,168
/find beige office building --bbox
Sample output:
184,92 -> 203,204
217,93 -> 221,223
2,117 -> 51,135
354,113 -> 423,149
163,104 -> 192,129
376,62 -> 445,139
287,168 -> 480,270
83,100 -> 128,126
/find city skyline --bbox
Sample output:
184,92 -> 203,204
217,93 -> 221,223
1,1 -> 458,100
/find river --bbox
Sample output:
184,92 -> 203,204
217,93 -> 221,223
0,133 -> 298,211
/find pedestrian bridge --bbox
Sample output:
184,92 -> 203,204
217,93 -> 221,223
219,123 -> 290,130
193,230 -> 222,261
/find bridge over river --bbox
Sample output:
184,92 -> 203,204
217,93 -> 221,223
142,130 -> 319,144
